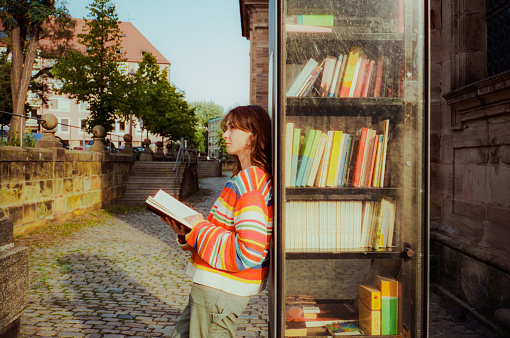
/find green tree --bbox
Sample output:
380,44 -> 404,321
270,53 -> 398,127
215,128 -> 227,157
189,100 -> 224,152
52,0 -> 127,132
0,52 -> 12,126
130,53 -> 197,143
0,0 -> 73,139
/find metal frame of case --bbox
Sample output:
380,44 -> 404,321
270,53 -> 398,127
268,0 -> 429,337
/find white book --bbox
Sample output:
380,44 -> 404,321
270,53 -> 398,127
353,201 -> 363,249
286,58 -> 319,97
146,190 -> 198,229
285,123 -> 295,187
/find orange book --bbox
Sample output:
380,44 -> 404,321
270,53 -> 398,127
360,129 -> 377,187
367,134 -> 380,187
351,128 -> 368,187
361,59 -> 375,97
339,47 -> 360,97
373,54 -> 384,97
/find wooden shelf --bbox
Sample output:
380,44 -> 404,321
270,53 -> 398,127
285,97 -> 403,119
286,187 -> 398,201
285,248 -> 400,260
287,31 -> 404,41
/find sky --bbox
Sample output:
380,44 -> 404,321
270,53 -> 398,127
62,0 -> 251,111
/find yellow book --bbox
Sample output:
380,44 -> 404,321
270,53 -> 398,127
326,130 -> 343,187
359,284 -> 381,310
339,47 -> 360,97
359,284 -> 381,335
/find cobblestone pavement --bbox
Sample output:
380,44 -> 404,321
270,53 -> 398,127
18,173 -> 496,337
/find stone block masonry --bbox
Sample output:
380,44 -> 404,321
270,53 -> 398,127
0,146 -> 134,236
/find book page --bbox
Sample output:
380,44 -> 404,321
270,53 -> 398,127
154,190 -> 196,218
146,190 -> 198,229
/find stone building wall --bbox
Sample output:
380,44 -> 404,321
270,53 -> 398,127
240,0 -> 269,112
0,146 -> 133,236
430,0 -> 510,325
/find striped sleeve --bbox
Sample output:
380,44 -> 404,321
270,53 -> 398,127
184,187 -> 271,273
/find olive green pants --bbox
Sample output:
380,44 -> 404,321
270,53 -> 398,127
171,283 -> 251,338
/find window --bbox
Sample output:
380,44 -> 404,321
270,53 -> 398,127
116,48 -> 122,55
79,102 -> 89,112
118,121 -> 125,132
49,99 -> 59,110
487,0 -> 510,76
59,118 -> 69,132
60,98 -> 70,111
80,119 -> 88,132
141,50 -> 148,57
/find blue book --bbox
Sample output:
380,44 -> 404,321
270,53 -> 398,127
337,134 -> 351,186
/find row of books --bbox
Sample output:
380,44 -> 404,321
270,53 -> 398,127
285,120 -> 390,188
359,276 -> 399,335
285,198 -> 397,252
286,46 -> 403,99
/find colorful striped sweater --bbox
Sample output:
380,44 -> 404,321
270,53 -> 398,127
180,166 -> 273,296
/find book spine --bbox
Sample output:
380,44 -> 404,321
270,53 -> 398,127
373,54 -> 384,97
339,48 -> 360,97
351,128 -> 368,187
290,128 -> 301,186
376,277 -> 399,335
326,131 -> 343,187
284,123 -> 294,187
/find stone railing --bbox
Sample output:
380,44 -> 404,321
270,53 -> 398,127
0,146 -> 134,236
0,116 -> 134,235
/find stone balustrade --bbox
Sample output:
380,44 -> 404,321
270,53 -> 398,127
0,146 -> 134,236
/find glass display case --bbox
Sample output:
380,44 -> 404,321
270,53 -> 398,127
268,0 -> 429,336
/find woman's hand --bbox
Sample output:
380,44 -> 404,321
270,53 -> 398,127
160,216 -> 190,237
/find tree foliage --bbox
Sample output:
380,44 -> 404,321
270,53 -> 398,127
0,0 -> 73,139
52,0 -> 127,132
129,53 -> 197,143
189,100 -> 224,152
189,100 -> 224,127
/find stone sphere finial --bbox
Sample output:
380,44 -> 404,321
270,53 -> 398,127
41,114 -> 58,130
123,134 -> 133,142
92,125 -> 106,138
142,138 -> 151,147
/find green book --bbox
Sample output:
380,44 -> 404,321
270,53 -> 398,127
376,276 -> 398,335
296,129 -> 316,186
298,15 -> 334,27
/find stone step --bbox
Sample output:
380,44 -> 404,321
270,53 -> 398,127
125,177 -> 182,184
121,161 -> 184,203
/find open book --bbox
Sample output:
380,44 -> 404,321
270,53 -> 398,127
145,189 -> 198,229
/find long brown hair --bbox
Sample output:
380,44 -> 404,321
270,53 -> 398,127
221,105 -> 272,176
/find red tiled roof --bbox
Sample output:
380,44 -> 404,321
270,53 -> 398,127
39,18 -> 170,65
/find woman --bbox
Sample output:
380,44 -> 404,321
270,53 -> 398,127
162,105 -> 273,338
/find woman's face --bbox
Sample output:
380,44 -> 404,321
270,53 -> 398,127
222,120 -> 251,158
